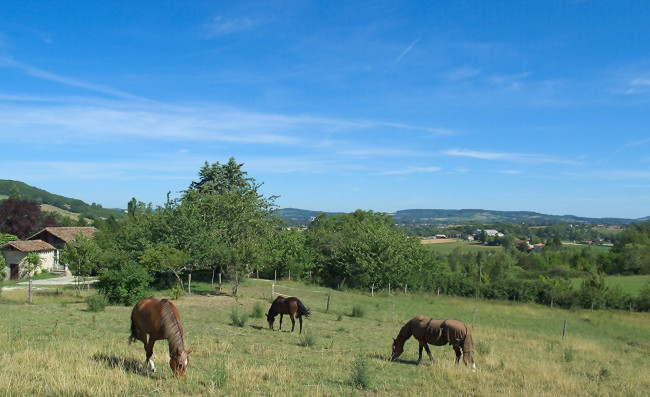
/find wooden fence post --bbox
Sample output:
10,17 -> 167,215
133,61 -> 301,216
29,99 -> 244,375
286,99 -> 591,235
562,319 -> 567,341
371,284 -> 374,298
404,284 -> 407,293
187,273 -> 191,295
472,308 -> 476,330
437,286 -> 440,296
218,272 -> 222,291
29,279 -> 32,304
388,283 -> 391,296
326,291 -> 331,312
289,270 -> 291,281
551,297 -> 554,308
274,270 -> 277,282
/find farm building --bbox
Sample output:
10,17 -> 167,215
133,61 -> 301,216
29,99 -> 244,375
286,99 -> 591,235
1,240 -> 56,280
1,227 -> 97,280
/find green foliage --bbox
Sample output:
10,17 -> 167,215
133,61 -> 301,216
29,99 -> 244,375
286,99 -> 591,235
251,301 -> 264,318
229,308 -> 248,327
635,282 -> 650,311
23,252 -> 42,278
60,233 -> 101,279
350,304 -> 366,318
171,284 -> 184,300
350,353 -> 371,390
299,331 -> 316,347
211,356 -> 228,388
86,294 -> 109,312
96,262 -> 152,306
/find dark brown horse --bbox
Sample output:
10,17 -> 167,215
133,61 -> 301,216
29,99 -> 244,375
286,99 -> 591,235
390,315 -> 476,370
129,297 -> 193,376
267,296 -> 310,333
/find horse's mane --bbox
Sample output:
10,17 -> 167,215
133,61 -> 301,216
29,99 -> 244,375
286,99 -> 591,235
397,318 -> 414,340
160,300 -> 185,353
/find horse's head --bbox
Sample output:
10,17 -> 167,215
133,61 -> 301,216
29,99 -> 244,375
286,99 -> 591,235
463,350 -> 476,370
169,347 -> 193,377
266,311 -> 276,330
390,337 -> 404,361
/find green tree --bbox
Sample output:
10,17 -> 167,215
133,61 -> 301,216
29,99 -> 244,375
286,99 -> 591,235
60,233 -> 101,296
23,252 -> 42,279
140,244 -> 189,289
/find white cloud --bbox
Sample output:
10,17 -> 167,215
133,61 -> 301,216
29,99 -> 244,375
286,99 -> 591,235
203,16 -> 255,37
443,148 -> 576,165
379,166 -> 441,175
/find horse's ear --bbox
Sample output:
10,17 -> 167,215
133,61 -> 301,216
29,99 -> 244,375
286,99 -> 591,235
186,347 -> 194,355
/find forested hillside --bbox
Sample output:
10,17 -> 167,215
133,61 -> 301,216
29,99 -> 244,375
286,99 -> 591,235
0,180 -> 126,220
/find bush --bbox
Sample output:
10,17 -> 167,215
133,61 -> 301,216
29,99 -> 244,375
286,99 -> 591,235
299,331 -> 316,347
350,304 -> 366,318
170,284 -> 184,300
635,282 -> 650,312
86,294 -> 109,312
96,262 -> 153,306
350,353 -> 370,389
230,308 -> 248,327
251,301 -> 264,318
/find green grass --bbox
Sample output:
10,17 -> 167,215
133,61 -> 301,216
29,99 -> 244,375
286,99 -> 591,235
422,240 -> 503,255
1,278 -> 649,396
561,243 -> 612,253
570,274 -> 650,296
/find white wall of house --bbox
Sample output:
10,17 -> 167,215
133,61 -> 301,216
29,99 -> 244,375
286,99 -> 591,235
1,249 -> 56,279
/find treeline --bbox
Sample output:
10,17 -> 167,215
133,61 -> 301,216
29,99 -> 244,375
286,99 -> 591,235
5,160 -> 649,311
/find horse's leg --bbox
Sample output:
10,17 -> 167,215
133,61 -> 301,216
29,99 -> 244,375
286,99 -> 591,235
417,341 -> 425,364
298,314 -> 303,334
424,344 -> 434,363
143,336 -> 157,375
290,314 -> 296,333
453,345 -> 462,364
279,314 -> 283,331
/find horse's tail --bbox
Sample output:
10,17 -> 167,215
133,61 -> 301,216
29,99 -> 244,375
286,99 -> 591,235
128,312 -> 138,344
297,300 -> 310,317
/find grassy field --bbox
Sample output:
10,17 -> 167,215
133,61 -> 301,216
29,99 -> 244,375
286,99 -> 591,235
422,240 -> 503,255
1,279 -> 649,396
570,274 -> 650,296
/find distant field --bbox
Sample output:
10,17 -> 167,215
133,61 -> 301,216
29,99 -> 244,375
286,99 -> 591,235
421,239 -> 502,255
562,243 -> 612,253
570,274 -> 650,296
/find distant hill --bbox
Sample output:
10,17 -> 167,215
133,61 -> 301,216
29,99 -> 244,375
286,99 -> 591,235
0,180 -> 126,220
277,207 -> 643,226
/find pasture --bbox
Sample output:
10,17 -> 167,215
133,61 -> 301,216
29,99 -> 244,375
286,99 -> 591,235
421,240 -> 502,255
1,279 -> 649,396
570,274 -> 650,297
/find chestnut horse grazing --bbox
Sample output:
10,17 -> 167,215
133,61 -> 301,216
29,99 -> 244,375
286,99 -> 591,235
267,296 -> 310,333
129,297 -> 193,376
390,315 -> 476,370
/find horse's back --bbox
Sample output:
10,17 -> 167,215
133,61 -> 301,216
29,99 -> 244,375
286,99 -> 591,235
132,297 -> 176,336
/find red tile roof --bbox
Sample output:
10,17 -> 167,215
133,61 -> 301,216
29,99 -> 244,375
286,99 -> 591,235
1,240 -> 55,252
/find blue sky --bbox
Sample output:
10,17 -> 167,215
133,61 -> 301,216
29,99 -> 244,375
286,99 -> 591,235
1,1 -> 649,219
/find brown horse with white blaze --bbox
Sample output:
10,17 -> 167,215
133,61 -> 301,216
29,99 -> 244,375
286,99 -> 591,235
267,296 -> 310,333
129,297 -> 193,376
390,315 -> 476,370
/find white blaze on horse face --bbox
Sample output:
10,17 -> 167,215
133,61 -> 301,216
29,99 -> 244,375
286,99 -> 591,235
185,358 -> 188,366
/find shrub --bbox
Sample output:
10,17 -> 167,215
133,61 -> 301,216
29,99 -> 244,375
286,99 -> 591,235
212,356 -> 228,388
350,304 -> 366,318
299,331 -> 316,347
96,262 -> 152,306
634,282 -> 650,312
251,302 -> 264,318
86,294 -> 109,312
230,308 -> 248,327
350,353 -> 370,389
171,284 -> 184,300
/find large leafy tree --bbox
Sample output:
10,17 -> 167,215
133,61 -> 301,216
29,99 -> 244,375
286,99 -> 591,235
0,198 -> 58,239
306,210 -> 427,290
183,158 -> 279,294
